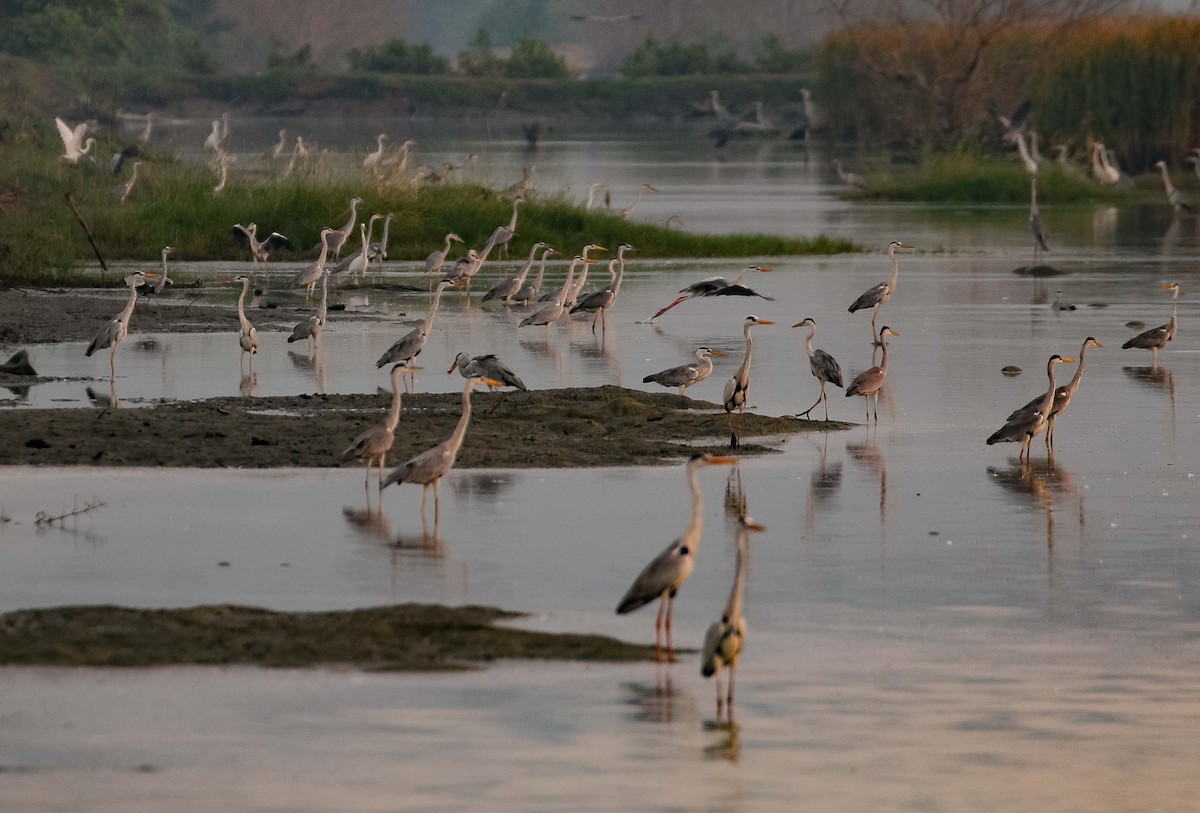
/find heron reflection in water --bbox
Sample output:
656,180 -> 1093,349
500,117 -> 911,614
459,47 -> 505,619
987,449 -> 1083,549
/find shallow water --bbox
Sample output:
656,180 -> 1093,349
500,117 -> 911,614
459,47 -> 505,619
4,122 -> 1200,811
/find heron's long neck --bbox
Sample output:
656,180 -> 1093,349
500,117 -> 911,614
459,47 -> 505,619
1030,183 -> 1039,214
878,336 -> 890,374
533,254 -> 549,288
1016,132 -> 1034,165
442,235 -> 454,256
448,382 -> 476,457
385,371 -> 404,432
1040,361 -> 1058,412
737,324 -> 754,379
571,264 -> 589,298
515,248 -> 538,285
424,286 -> 445,335
556,261 -> 577,302
161,253 -> 169,275
1159,164 -> 1176,195
886,248 -> 900,290
1067,344 -> 1092,391
317,274 -> 329,320
805,328 -> 816,360
726,534 -> 747,620
507,201 -> 520,231
119,283 -> 139,325
379,218 -> 392,247
341,202 -> 358,234
316,235 -> 330,268
613,257 -> 627,295
683,462 -> 705,551
237,279 -> 250,329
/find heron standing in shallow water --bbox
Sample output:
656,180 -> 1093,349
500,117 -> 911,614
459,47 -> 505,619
376,280 -> 454,390
845,326 -> 898,423
381,375 -> 503,528
987,354 -> 1073,462
792,317 -> 843,420
1007,337 -> 1102,448
701,513 -> 765,723
342,364 -> 406,491
724,315 -> 774,448
85,272 -> 153,379
1122,283 -> 1180,366
848,241 -> 913,336
219,275 -> 259,372
616,452 -> 738,663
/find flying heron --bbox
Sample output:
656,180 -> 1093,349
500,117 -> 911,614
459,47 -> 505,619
342,364 -> 407,490
845,325 -> 899,423
1007,337 -> 1102,448
650,266 -> 774,320
848,241 -> 913,335
55,117 -> 96,164
701,513 -> 765,723
1122,283 -> 1180,366
232,223 -> 293,265
616,452 -> 738,662
792,317 -> 844,420
85,272 -> 154,379
724,315 -> 774,448
987,354 -> 1074,462
643,347 -> 725,397
381,375 -> 504,527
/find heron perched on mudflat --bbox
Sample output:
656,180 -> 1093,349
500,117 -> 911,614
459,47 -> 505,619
1122,283 -> 1180,366
482,241 -> 551,303
845,325 -> 898,423
848,241 -> 913,335
342,364 -> 407,490
290,228 -> 334,304
449,352 -> 527,412
55,117 -> 96,164
220,274 -> 259,371
137,247 -> 174,296
571,243 -> 634,333
85,272 -> 154,378
376,280 -> 454,387
792,317 -> 843,420
381,375 -> 503,526
1029,177 -> 1049,260
232,223 -> 293,265
701,513 -> 765,723
425,232 -> 464,288
1007,337 -> 1102,448
988,354 -> 1073,462
650,266 -> 774,320
1154,161 -> 1194,214
642,347 -> 724,398
287,270 -> 329,349
724,315 -> 774,448
616,451 -> 738,663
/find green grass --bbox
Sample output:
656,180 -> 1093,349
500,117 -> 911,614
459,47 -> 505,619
846,154 -> 1135,204
0,139 -> 857,285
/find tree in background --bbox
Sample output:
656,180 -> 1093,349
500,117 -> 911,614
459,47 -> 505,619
457,29 -> 505,76
348,39 -> 450,75
505,35 -> 571,78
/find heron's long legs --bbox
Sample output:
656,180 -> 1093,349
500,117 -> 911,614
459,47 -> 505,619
665,594 -> 677,663
654,598 -> 667,662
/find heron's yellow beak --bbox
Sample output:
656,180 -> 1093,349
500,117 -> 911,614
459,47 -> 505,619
899,242 -> 916,249
1162,283 -> 1177,289
447,361 -> 459,374
710,350 -> 726,357
756,319 -> 776,325
707,455 -> 738,465
591,245 -> 608,252
582,258 -> 598,264
1093,341 -> 1105,348
1060,357 -> 1076,363
790,321 -> 807,328
742,521 -> 767,532
757,267 -> 774,273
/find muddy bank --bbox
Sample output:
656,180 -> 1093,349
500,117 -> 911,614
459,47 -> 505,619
0,603 -> 655,670
0,385 -> 847,468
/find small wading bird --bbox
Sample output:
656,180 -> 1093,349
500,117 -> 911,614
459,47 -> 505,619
1007,337 -> 1102,448
845,326 -> 898,423
616,452 -> 738,663
650,266 -> 774,320
85,272 -> 155,378
425,232 -> 465,289
833,159 -> 869,190
342,364 -> 406,490
1154,161 -> 1194,215
1029,177 -> 1049,261
701,513 -> 765,724
376,280 -> 454,388
448,352 -> 527,412
987,354 -> 1073,462
137,246 -> 174,295
792,317 -> 843,420
1122,283 -> 1180,366
232,223 -> 293,266
1052,290 -> 1076,312
221,274 -> 258,371
643,347 -> 725,397
724,315 -> 774,449
571,243 -> 634,333
287,270 -> 329,350
290,228 -> 334,304
381,375 -> 504,527
482,241 -> 551,303
848,241 -> 914,335
55,117 -> 96,164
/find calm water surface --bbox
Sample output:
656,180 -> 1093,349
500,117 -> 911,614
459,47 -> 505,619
3,122 -> 1200,811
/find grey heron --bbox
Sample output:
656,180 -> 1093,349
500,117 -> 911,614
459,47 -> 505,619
621,184 -> 658,220
439,249 -> 482,288
290,228 -> 334,304
833,159 -> 869,189
363,134 -> 388,171
1007,337 -> 1102,448
271,129 -> 287,159
232,223 -> 293,265
616,452 -> 738,663
519,256 -> 596,333
585,182 -> 609,209
845,326 -> 899,423
1029,178 -> 1049,260
85,272 -> 152,378
483,241 -> 551,303
287,270 -> 329,349
537,243 -> 606,303
221,275 -> 259,371
571,244 -> 634,333
1154,161 -> 1194,214
997,99 -> 1032,142
115,161 -> 142,203
381,375 -> 504,526
448,352 -> 527,411
487,196 -> 523,259
650,266 -> 774,320
1052,290 -> 1076,311
342,364 -> 407,490
324,197 -> 363,259
203,119 -> 222,153
1014,131 -> 1038,175
331,218 -> 380,284
55,117 -> 95,164
367,212 -> 395,276
643,347 -> 724,396
375,280 -> 454,385
513,245 -> 556,304
792,317 -> 843,420
701,513 -> 764,723
138,247 -> 173,295
988,354 -> 1073,462
1122,283 -> 1180,366
848,241 -> 913,335
724,315 -> 774,448
425,232 -> 465,289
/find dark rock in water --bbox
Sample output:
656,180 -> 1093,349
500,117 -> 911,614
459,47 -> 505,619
0,350 -> 36,376
1126,320 -> 1146,330
1012,264 -> 1067,277
1001,365 -> 1022,376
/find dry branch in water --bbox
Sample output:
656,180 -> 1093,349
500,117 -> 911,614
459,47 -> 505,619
34,496 -> 106,527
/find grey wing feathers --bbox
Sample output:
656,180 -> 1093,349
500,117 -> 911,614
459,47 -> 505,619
643,362 -> 696,388
376,327 -> 423,367
812,349 -> 843,387
700,621 -> 723,677
1123,325 -> 1168,349
616,542 -> 683,614
86,320 -> 120,356
848,282 -> 886,313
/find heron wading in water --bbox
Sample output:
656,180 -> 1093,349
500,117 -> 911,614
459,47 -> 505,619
1006,337 -> 1101,449
724,315 -> 774,449
1122,283 -> 1180,366
616,452 -> 738,662
848,241 -> 913,336
987,354 -> 1074,462
85,272 -> 156,379
845,326 -> 898,423
792,317 -> 843,421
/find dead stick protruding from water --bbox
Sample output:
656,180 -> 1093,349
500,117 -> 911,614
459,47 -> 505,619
63,193 -> 108,279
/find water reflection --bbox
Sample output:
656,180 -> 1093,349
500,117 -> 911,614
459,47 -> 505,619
1124,365 -> 1177,423
239,371 -> 258,397
986,451 -> 1084,549
805,434 -> 843,529
287,347 -> 326,393
702,720 -> 742,763
85,380 -> 121,410
449,471 -> 518,503
342,504 -> 393,543
846,434 -> 887,528
621,670 -> 691,724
